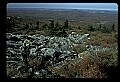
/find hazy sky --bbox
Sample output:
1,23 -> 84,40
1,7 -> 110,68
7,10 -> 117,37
7,3 -> 118,10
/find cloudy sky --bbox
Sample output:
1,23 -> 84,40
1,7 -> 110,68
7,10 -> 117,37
7,3 -> 118,10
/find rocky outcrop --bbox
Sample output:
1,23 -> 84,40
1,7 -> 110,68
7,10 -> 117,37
6,32 -> 93,78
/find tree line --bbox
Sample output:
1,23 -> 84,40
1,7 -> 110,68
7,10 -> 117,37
6,16 -> 116,36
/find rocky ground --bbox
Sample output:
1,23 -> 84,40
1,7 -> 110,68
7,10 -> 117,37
6,32 -> 112,78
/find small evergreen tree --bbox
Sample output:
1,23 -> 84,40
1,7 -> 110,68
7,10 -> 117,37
88,25 -> 94,31
36,21 -> 39,29
49,20 -> 54,30
48,20 -> 55,36
42,24 -> 48,30
42,23 -> 50,35
78,26 -> 81,30
102,26 -> 107,33
24,24 -> 29,30
55,22 -> 59,31
6,19 -> 12,32
63,20 -> 69,30
101,26 -> 110,33
65,20 -> 68,27
6,18 -> 14,32
99,24 -> 102,31
112,24 -> 116,32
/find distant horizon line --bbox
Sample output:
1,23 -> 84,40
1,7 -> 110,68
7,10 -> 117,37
7,7 -> 118,11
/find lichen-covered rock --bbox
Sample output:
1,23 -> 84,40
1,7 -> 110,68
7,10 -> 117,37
6,32 -> 93,78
